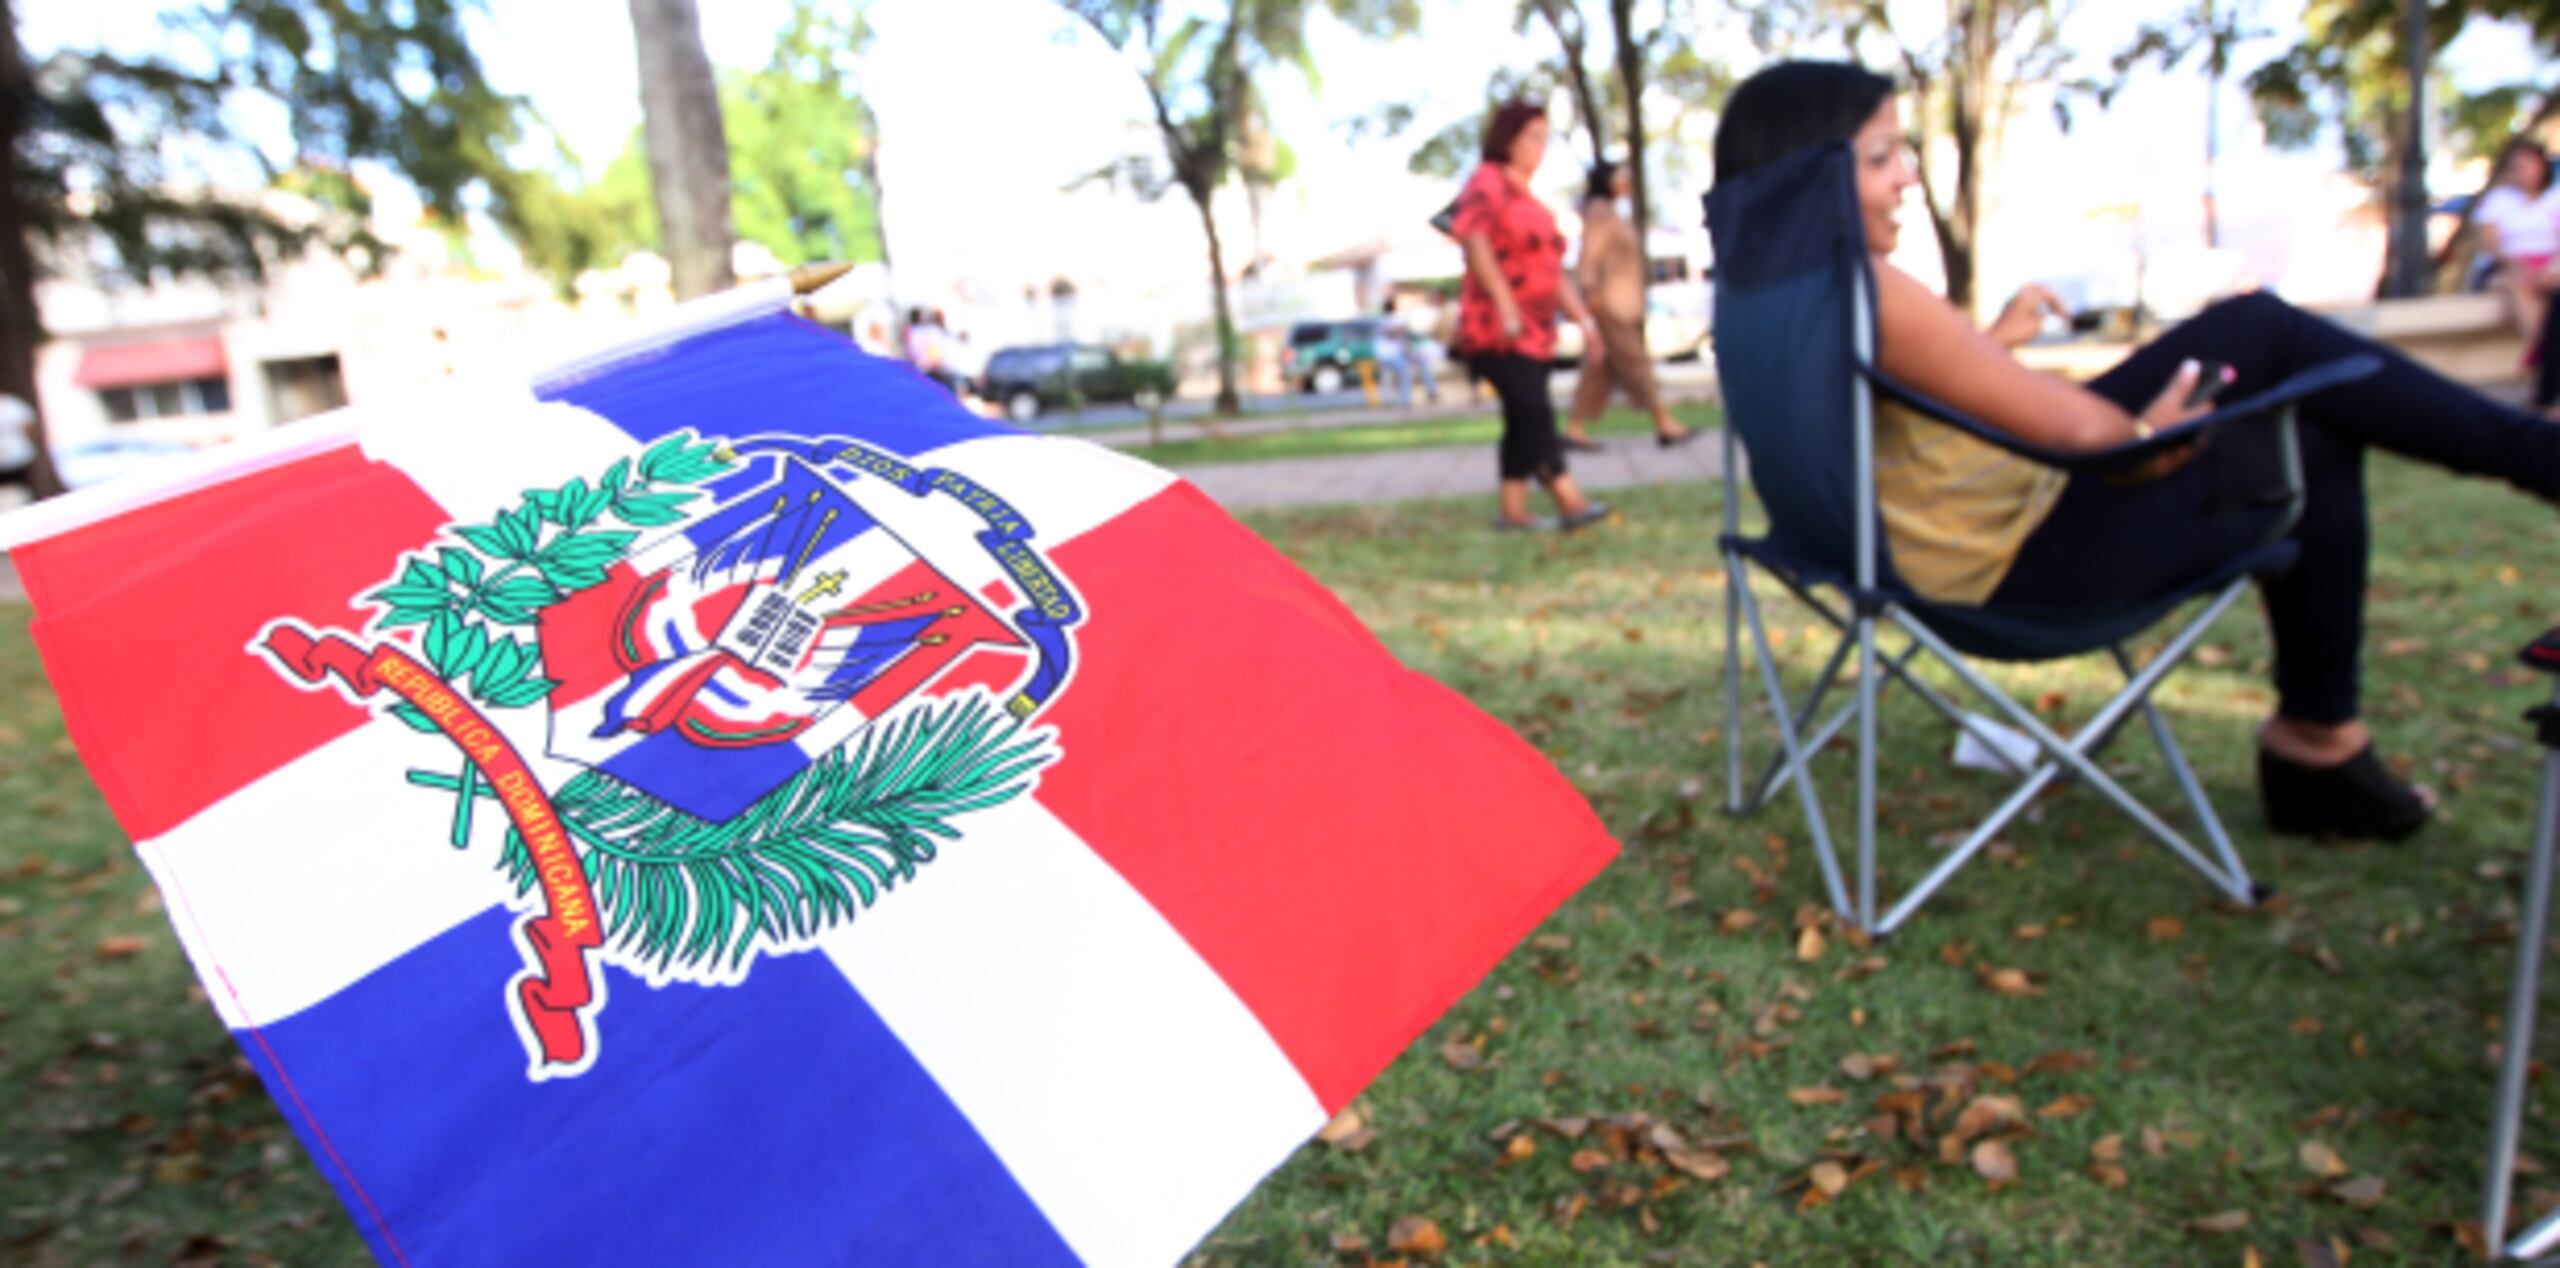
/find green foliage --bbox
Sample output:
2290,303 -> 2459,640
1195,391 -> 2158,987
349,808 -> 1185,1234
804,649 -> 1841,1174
497,693 -> 1056,973
363,432 -> 731,677
495,137 -> 657,291
2246,0 -> 2557,178
21,0 -> 535,289
720,1 -> 888,267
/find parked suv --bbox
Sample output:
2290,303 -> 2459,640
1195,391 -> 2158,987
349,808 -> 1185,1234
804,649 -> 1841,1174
1282,318 -> 1395,395
979,344 -> 1167,422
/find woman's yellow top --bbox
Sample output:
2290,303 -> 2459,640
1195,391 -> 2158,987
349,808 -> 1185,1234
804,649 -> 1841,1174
1872,400 -> 2066,604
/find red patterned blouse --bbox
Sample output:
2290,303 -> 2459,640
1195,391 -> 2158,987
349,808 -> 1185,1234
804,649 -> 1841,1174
1451,161 -> 1567,360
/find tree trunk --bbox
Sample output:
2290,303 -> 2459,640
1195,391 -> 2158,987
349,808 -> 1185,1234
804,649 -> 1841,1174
2202,0 -> 2223,249
2380,0 -> 2433,298
0,0 -> 60,498
1531,0 -> 1609,159
1608,0 -> 1650,280
1196,195 -> 1242,417
629,0 -> 735,299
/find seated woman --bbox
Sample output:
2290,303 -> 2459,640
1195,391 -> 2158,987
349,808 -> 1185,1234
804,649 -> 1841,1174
1714,62 -> 2560,842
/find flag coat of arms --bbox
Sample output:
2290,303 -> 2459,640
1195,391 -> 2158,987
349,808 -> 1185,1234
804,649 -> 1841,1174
9,298 -> 1615,1266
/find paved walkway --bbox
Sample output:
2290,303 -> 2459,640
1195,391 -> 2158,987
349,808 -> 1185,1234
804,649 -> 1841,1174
0,421 -> 1731,604
1172,428 -> 1728,511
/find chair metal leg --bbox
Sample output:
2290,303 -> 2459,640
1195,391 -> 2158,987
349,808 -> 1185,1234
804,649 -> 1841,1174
1753,641 -> 1927,813
1856,612 -> 1880,931
1739,579 -> 1853,919
2487,688 -> 2560,1259
1723,549 -> 1746,815
1885,581 -> 2262,906
1745,628 -> 1858,814
2112,646 -> 2258,898
1770,578 -> 2032,779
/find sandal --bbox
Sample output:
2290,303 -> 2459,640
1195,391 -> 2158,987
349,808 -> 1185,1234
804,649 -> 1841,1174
2258,744 -> 2433,842
1561,434 -> 1606,454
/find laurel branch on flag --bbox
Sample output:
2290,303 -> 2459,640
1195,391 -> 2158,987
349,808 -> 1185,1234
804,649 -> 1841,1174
357,430 -> 1060,979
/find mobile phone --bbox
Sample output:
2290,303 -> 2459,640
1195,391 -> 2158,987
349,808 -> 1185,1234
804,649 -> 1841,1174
2183,360 -> 2234,410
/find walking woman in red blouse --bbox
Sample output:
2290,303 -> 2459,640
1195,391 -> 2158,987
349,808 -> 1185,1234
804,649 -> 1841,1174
1454,98 -> 1613,530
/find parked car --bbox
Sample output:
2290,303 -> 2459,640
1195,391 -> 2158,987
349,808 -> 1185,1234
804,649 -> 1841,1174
1548,288 -> 1715,366
1282,318 -> 1394,395
979,344 -> 1168,422
53,432 -> 198,490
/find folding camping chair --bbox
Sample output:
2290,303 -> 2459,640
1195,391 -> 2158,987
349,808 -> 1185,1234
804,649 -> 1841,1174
1705,142 -> 2379,937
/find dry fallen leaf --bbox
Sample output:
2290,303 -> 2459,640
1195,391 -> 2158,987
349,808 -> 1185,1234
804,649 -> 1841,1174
1501,1134 -> 1536,1165
2037,1093 -> 2095,1119
2145,915 -> 2185,942
2188,1209 -> 2252,1235
1719,909 -> 1760,934
2329,1175 -> 2387,1209
1980,965 -> 2045,998
1797,925 -> 1828,962
1789,1086 -> 1848,1106
1971,1139 -> 2018,1185
2023,1049 -> 2098,1077
2297,1140 -> 2349,1180
1318,1107 -> 1365,1144
1570,1148 -> 1613,1174
1387,1215 -> 1448,1258
2290,1016 -> 2325,1036
1662,1149 -> 1730,1182
1951,1094 -> 2026,1143
94,935 -> 145,960
1808,1160 -> 1849,1196
1439,1039 -> 1484,1071
2090,1133 -> 2125,1163
2088,1162 -> 2130,1189
1839,1052 -> 1898,1082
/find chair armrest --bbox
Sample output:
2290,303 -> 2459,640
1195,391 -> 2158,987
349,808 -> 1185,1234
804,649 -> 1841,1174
1861,354 -> 2379,473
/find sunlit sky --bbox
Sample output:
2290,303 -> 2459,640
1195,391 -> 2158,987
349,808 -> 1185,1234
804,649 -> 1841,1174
20,0 -> 2555,309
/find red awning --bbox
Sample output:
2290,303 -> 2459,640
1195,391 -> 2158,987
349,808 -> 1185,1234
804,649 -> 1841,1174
73,336 -> 227,389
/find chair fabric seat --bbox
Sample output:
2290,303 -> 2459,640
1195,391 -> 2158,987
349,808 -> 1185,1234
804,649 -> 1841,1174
1720,532 -> 2302,663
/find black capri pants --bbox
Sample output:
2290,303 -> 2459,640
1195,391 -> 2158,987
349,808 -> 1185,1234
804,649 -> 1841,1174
1470,351 -> 1566,482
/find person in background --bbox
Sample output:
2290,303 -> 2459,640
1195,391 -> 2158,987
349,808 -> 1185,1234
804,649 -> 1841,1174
2474,146 -> 2560,385
1716,60 -> 2560,842
902,307 -> 962,395
1561,158 -> 1695,452
1402,294 -> 1446,404
1454,96 -> 1611,531
1375,302 -> 1417,410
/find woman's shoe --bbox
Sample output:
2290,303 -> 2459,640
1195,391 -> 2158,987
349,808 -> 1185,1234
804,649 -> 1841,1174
1656,429 -> 1699,449
1491,515 -> 1547,532
2258,744 -> 2433,842
1560,500 -> 1613,531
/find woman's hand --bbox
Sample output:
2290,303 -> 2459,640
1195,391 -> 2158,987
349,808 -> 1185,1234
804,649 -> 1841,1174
2108,358 -> 2226,484
1986,283 -> 2068,349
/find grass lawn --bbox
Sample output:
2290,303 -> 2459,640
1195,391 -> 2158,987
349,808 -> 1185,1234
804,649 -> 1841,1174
2,454 -> 2556,1265
1114,399 -> 1723,468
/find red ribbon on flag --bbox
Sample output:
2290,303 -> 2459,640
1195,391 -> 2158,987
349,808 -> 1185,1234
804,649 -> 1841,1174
262,624 -> 605,1071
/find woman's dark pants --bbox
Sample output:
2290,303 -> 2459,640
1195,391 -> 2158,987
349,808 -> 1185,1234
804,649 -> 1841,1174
1471,352 -> 1565,482
1990,291 -> 2560,726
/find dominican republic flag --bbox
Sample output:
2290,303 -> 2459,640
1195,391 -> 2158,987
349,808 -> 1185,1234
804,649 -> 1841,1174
6,288 -> 1615,1267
